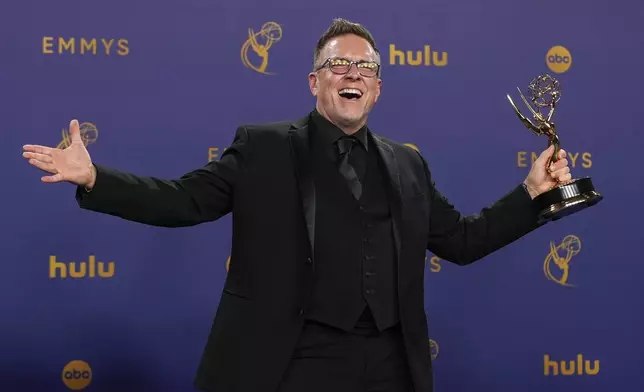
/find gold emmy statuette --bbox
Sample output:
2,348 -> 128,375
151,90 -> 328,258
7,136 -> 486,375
506,74 -> 603,223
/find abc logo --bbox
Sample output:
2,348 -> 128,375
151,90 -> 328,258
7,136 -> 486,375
546,45 -> 572,73
62,360 -> 92,390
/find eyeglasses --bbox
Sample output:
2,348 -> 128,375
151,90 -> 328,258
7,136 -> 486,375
315,57 -> 380,77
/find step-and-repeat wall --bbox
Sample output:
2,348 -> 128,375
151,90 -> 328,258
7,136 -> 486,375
1,0 -> 642,391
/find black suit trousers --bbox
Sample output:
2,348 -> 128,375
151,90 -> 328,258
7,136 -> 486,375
276,320 -> 414,392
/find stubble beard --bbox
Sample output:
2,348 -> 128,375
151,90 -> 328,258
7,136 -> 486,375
334,104 -> 367,130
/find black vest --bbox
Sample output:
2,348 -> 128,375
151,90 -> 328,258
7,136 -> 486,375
304,115 -> 399,332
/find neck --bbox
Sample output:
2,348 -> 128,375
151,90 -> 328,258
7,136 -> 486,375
316,104 -> 366,135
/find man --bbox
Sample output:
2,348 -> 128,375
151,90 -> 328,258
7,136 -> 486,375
22,18 -> 570,392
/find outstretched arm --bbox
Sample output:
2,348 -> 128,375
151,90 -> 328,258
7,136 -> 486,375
74,126 -> 251,227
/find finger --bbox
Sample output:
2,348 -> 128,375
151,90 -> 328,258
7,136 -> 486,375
549,158 -> 568,171
557,172 -> 572,183
28,158 -> 57,173
22,151 -> 53,163
23,144 -> 54,155
551,166 -> 570,176
558,149 -> 567,160
69,119 -> 82,144
42,173 -> 64,183
550,166 -> 570,179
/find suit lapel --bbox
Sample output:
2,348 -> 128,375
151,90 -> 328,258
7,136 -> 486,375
288,115 -> 316,257
372,135 -> 402,197
372,135 -> 404,269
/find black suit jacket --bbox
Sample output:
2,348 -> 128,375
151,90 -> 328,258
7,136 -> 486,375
76,113 -> 541,392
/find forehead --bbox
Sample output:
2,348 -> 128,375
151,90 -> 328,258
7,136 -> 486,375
320,34 -> 378,62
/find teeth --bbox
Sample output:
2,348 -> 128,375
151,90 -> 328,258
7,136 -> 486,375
339,88 -> 362,97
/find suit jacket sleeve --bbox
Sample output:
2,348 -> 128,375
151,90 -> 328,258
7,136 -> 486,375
75,126 -> 250,227
419,153 -> 543,265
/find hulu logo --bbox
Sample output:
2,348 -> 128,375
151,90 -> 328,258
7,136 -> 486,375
49,255 -> 115,279
389,44 -> 448,66
544,354 -> 599,376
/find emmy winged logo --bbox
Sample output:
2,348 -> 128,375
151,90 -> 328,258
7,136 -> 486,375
241,22 -> 283,75
57,122 -> 99,149
543,235 -> 582,287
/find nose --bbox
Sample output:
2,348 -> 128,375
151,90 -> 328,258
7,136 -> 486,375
344,63 -> 362,79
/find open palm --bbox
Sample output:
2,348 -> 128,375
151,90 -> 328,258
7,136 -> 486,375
22,119 -> 96,187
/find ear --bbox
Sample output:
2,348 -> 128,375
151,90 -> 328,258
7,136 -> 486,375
374,78 -> 382,103
308,72 -> 318,96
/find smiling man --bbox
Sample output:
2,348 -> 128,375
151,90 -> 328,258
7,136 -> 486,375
23,18 -> 572,392
310,32 -> 381,135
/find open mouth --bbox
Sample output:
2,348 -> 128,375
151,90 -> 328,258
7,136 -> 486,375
338,88 -> 363,100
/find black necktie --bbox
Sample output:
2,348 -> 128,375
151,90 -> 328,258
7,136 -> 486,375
336,137 -> 362,200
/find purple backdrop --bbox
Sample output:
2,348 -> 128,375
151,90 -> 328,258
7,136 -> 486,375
1,0 -> 643,390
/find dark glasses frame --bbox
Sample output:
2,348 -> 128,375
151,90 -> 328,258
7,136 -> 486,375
314,57 -> 381,77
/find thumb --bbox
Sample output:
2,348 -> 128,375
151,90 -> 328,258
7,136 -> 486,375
535,144 -> 555,166
69,119 -> 82,144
